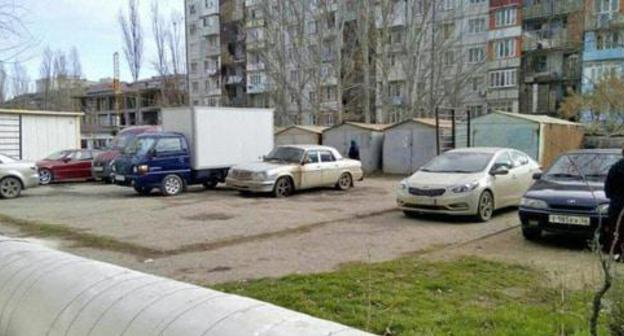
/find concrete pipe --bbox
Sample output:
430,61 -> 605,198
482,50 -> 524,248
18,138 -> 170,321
0,236 -> 375,336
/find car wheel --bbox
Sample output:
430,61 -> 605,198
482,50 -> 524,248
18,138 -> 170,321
522,227 -> 542,241
336,173 -> 353,191
0,177 -> 22,199
203,180 -> 218,190
39,169 -> 53,185
273,177 -> 293,198
161,175 -> 184,196
134,186 -> 152,196
476,190 -> 494,222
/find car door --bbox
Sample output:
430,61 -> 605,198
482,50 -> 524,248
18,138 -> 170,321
319,150 -> 341,185
510,150 -> 535,198
490,151 -> 516,207
150,137 -> 189,181
56,151 -> 83,180
300,150 -> 322,188
73,150 -> 94,179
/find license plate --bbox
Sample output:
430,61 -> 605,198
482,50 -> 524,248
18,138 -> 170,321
549,215 -> 590,226
93,167 -> 104,172
114,175 -> 126,182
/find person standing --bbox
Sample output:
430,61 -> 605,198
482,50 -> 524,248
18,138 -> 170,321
604,148 -> 624,258
348,140 -> 360,160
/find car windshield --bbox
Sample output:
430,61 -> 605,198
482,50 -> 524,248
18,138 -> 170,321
0,153 -> 16,163
421,152 -> 494,174
45,151 -> 70,161
110,133 -> 136,150
124,137 -> 157,156
545,153 -> 620,181
264,147 -> 305,163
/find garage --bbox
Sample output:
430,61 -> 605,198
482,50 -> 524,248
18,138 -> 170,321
275,125 -> 327,146
322,122 -> 388,173
0,109 -> 83,161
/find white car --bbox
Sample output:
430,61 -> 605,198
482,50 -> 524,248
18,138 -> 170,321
0,153 -> 39,199
226,145 -> 364,197
397,148 -> 541,221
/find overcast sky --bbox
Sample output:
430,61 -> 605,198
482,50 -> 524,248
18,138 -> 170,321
14,0 -> 184,85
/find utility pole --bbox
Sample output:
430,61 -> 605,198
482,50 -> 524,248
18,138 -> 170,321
113,52 -> 121,132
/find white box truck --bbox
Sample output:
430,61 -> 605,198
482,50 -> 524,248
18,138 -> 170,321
112,107 -> 274,196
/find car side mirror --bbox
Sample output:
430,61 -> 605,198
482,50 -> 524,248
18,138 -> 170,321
532,172 -> 542,180
490,166 -> 509,176
148,148 -> 157,157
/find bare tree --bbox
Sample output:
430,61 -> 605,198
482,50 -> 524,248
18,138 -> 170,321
119,0 -> 144,83
0,1 -> 36,62
39,47 -> 54,109
11,62 -> 29,98
168,10 -> 185,77
69,46 -> 82,79
151,1 -> 169,77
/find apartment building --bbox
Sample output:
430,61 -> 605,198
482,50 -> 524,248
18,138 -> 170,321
582,0 -> 623,94
520,0 -> 584,115
487,0 -> 522,113
76,76 -> 186,149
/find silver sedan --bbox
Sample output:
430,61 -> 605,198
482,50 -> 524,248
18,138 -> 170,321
0,153 -> 39,199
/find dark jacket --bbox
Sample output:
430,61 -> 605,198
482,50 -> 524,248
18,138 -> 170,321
605,158 -> 624,219
348,143 -> 360,160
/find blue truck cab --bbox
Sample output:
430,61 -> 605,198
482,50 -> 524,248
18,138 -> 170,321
113,132 -> 227,196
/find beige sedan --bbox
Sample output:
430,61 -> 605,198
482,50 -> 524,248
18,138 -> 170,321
226,145 -> 364,197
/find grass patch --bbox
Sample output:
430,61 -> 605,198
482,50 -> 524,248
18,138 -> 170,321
215,257 -> 601,336
0,214 -> 161,258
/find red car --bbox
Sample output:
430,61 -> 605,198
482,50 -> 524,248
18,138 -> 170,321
37,149 -> 101,184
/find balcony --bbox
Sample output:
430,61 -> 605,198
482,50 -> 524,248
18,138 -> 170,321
523,29 -> 580,51
523,0 -> 582,20
245,18 -> 265,28
201,24 -> 219,36
247,62 -> 265,71
205,67 -> 219,76
226,75 -> 244,85
204,45 -> 221,56
391,96 -> 406,106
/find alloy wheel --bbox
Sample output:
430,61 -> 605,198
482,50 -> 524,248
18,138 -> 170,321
162,175 -> 183,196
274,177 -> 292,198
478,191 -> 494,222
0,177 -> 22,199
337,173 -> 352,190
39,169 -> 52,185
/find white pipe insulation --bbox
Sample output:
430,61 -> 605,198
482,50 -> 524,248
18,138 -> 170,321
0,236 -> 375,336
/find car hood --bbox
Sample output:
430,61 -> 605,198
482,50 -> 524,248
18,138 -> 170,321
233,161 -> 295,173
2,161 -> 36,170
524,178 -> 608,206
406,171 -> 483,188
94,149 -> 121,163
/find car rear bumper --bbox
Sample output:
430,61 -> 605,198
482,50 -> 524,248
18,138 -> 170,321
92,165 -> 111,180
396,190 -> 479,215
225,177 -> 275,193
518,207 -> 602,236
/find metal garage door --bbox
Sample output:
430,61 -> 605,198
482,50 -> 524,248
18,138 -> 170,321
0,114 -> 21,159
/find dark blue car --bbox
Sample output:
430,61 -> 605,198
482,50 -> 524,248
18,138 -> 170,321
519,149 -> 621,241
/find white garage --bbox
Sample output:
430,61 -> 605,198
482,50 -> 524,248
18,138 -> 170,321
0,109 -> 82,161
275,125 -> 327,146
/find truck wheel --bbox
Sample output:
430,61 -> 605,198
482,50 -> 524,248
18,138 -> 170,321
39,169 -> 53,185
134,186 -> 152,196
203,180 -> 218,190
522,227 -> 542,241
336,173 -> 353,191
161,175 -> 184,196
0,177 -> 22,199
273,177 -> 293,198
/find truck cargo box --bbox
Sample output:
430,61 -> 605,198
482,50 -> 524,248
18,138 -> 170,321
161,107 -> 274,170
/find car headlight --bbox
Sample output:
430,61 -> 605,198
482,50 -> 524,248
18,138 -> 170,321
398,179 -> 409,191
520,197 -> 549,209
451,181 -> 479,193
597,203 -> 610,215
252,172 -> 268,180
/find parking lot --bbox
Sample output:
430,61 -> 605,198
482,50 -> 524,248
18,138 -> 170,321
0,176 -> 605,286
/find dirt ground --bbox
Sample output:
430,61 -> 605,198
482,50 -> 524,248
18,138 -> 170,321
0,177 -> 614,289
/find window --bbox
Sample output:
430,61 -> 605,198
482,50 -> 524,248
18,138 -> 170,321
250,74 -> 262,85
489,69 -> 517,88
597,0 -> 619,15
587,63 -> 621,84
467,105 -> 484,116
443,51 -> 454,66
596,31 -> 620,50
320,151 -> 336,162
470,77 -> 483,91
470,0 -> 486,3
468,47 -> 484,63
155,138 -> 184,153
494,152 -> 513,170
511,151 -> 530,167
468,18 -> 486,33
192,81 -> 199,92
306,151 -> 320,163
494,7 -> 517,27
493,38 -> 516,59
441,23 -> 455,39
440,0 -> 455,10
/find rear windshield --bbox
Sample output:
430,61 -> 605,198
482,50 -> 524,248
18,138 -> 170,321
421,152 -> 493,174
545,153 -> 621,181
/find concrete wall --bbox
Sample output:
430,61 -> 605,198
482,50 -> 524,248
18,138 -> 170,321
383,122 -> 437,175
0,236 -> 373,336
323,125 -> 384,173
